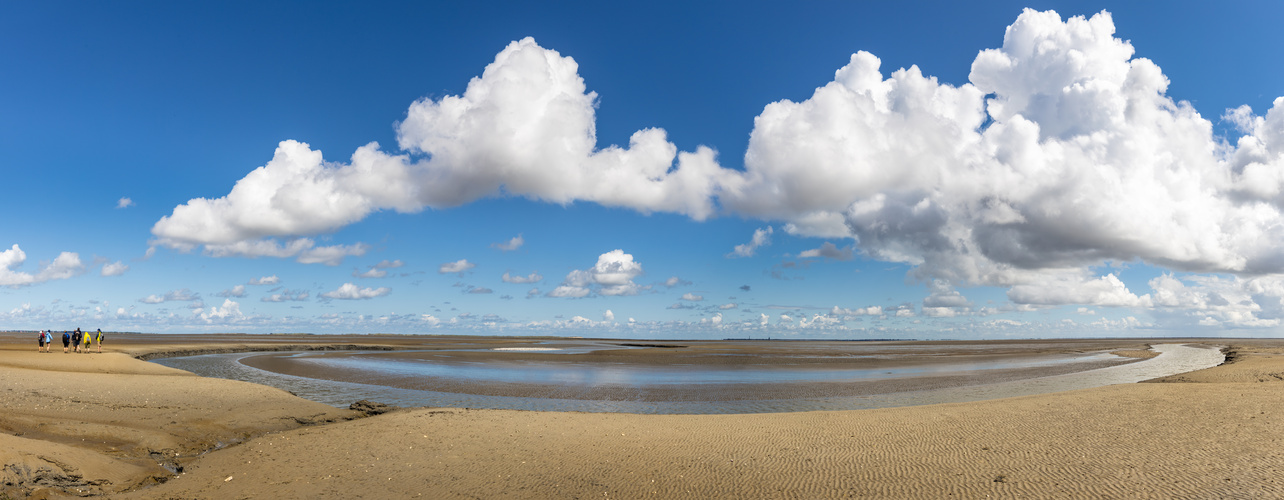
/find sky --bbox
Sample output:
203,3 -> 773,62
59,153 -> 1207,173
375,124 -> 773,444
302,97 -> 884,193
3,1 -> 1284,339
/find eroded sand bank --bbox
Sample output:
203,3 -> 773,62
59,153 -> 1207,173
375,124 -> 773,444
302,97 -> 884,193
1,334 -> 1281,498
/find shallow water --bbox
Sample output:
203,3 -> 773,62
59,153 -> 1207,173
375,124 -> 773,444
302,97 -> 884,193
265,350 -> 1116,386
152,343 -> 1221,414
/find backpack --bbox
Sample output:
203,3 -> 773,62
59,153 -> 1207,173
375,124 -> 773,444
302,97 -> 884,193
63,332 -> 70,342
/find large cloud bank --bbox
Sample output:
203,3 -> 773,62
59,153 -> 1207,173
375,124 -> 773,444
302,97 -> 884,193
152,10 -> 1284,326
151,37 -> 737,261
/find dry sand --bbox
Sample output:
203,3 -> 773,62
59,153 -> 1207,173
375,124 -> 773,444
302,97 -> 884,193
1,334 -> 1281,498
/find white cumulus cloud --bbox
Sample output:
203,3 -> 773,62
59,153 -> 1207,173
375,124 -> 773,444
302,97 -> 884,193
143,11 -> 1284,323
0,245 -> 84,287
724,9 -> 1284,289
549,249 -> 645,298
152,37 -> 741,263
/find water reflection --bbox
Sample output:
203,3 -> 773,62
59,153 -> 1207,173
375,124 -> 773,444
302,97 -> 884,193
279,352 -> 1117,386
152,343 -> 1221,415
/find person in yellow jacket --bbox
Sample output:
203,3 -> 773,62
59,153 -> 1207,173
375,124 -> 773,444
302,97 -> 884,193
95,329 -> 104,353
82,328 -> 92,352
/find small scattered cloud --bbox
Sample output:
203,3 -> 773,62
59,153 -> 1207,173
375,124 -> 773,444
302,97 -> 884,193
502,271 -> 543,284
354,260 -> 405,279
0,245 -> 85,287
249,275 -> 281,286
321,283 -> 391,300
681,293 -> 704,301
116,197 -> 135,209
831,305 -> 883,317
549,250 -> 646,298
354,268 -> 387,278
728,226 -> 773,258
664,276 -> 691,287
439,259 -> 476,276
798,242 -> 853,261
262,289 -> 310,302
101,261 -> 129,277
218,285 -> 247,298
923,280 -> 971,308
492,234 -> 524,252
139,289 -> 200,304
719,303 -> 738,310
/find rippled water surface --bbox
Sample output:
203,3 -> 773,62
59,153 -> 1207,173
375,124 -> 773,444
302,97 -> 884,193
153,343 -> 1221,414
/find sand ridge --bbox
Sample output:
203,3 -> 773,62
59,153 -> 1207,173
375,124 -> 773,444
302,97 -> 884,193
0,343 -> 359,497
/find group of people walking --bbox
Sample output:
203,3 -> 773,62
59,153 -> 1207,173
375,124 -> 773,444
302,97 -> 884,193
36,328 -> 104,354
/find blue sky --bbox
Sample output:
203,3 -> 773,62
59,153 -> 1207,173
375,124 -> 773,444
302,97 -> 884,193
3,1 -> 1284,338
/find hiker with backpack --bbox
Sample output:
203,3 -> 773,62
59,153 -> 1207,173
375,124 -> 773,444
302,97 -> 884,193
62,331 -> 71,353
95,329 -> 104,353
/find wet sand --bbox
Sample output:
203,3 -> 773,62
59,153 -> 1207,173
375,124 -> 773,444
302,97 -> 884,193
2,333 -> 1282,498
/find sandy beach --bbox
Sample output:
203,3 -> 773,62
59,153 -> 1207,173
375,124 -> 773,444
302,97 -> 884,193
2,333 -> 1282,498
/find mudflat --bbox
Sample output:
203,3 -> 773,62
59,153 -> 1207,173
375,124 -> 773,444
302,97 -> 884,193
1,333 -> 1281,498
234,338 -> 1148,402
